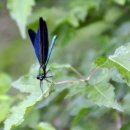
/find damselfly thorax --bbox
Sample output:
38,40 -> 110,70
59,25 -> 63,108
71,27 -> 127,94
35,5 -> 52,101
36,64 -> 46,81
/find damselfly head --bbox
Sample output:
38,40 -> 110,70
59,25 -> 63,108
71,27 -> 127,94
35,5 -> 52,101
36,74 -> 44,81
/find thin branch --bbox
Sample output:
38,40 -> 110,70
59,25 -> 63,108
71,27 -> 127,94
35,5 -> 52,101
69,65 -> 84,78
87,67 -> 98,80
54,67 -> 99,85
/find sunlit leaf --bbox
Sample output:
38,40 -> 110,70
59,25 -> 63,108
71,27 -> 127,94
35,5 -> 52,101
0,95 -> 10,123
95,56 -> 107,66
37,122 -> 56,130
122,93 -> 130,114
0,73 -> 11,94
22,110 -> 40,128
7,0 -> 35,38
114,0 -> 126,5
109,43 -> 130,84
104,7 -> 123,23
0,73 -> 11,123
4,64 -> 52,130
87,68 -> 123,111
87,83 -> 122,111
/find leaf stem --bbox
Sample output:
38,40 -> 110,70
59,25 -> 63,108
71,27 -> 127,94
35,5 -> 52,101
54,67 -> 98,85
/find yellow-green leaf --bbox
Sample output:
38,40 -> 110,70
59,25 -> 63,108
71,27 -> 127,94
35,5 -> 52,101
7,0 -> 35,38
4,65 -> 51,130
37,122 -> 56,130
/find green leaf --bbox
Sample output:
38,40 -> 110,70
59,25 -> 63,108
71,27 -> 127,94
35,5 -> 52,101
66,68 -> 123,112
0,73 -> 11,123
68,0 -> 101,12
109,44 -> 130,71
0,73 -> 11,94
7,0 -> 35,38
87,69 -> 123,111
95,56 -> 107,66
104,7 -> 123,23
87,83 -> 122,111
114,0 -> 126,5
76,21 -> 114,39
22,110 -> 40,128
71,108 -> 88,128
62,0 -> 99,27
37,122 -> 56,130
109,43 -> 130,84
122,93 -> 130,114
29,0 -> 100,28
0,95 -> 10,123
4,64 -> 52,130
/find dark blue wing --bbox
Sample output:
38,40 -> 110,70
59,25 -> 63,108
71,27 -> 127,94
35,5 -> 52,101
28,29 -> 36,44
33,27 -> 41,62
39,18 -> 49,66
28,27 -> 41,62
28,17 -> 52,66
45,35 -> 57,65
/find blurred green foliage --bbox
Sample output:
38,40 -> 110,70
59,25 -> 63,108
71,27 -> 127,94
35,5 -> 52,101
1,0 -> 130,130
